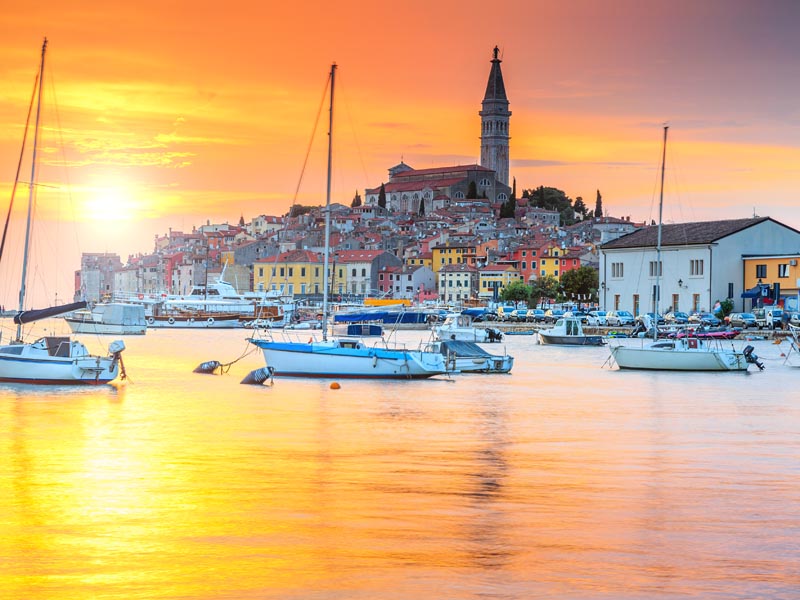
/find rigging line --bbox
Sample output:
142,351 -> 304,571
0,66 -> 40,266
292,73 -> 332,206
339,73 -> 371,194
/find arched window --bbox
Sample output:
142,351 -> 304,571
498,193 -> 508,201
454,191 -> 465,199
480,178 -> 491,187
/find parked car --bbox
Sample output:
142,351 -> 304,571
606,310 -> 635,326
664,311 -> 689,325
529,308 -> 547,323
638,312 -> 666,325
563,310 -> 598,326
543,308 -> 565,323
509,308 -> 529,322
689,312 -> 721,327
588,310 -> 608,326
753,307 -> 783,329
727,312 -> 757,329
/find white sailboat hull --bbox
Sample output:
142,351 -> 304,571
250,338 -> 449,379
610,343 -> 749,371
0,339 -> 124,384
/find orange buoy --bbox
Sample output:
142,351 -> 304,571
330,382 -> 341,390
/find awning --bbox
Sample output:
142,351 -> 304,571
740,286 -> 762,298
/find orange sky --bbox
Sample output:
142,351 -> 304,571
1,0 -> 800,306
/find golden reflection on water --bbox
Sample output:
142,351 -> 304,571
1,329 -> 799,599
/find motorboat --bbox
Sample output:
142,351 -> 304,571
433,312 -> 503,343
431,339 -> 513,373
538,317 -> 604,346
65,302 -> 147,335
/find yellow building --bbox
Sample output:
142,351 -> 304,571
477,263 -> 520,300
742,254 -> 800,305
254,250 -> 348,296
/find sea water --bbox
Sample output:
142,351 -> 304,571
1,322 -> 798,599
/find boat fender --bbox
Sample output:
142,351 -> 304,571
188,317 -> 195,324
194,360 -> 222,374
240,366 -> 274,385
372,354 -> 378,368
168,317 -> 175,325
207,317 -> 214,324
147,317 -> 154,325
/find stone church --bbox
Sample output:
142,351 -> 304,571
364,47 -> 513,214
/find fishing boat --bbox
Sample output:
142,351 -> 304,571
538,317 -> 604,346
145,310 -> 242,329
433,312 -> 503,343
0,39 -> 126,384
248,64 -> 449,379
65,302 -> 147,335
431,339 -> 513,373
608,127 -> 760,372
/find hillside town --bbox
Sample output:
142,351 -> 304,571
75,49 -> 800,319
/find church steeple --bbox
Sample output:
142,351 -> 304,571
480,46 -> 511,186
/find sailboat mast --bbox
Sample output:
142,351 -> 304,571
321,63 -> 336,341
653,125 -> 668,341
17,38 -> 47,340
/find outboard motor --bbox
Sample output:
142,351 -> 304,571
743,345 -> 765,370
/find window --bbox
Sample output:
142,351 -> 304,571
522,261 -> 527,270
672,293 -> 679,312
352,268 -> 357,277
692,294 -> 700,312
454,191 -> 465,199
611,262 -> 624,278
690,259 -> 704,276
614,295 -> 620,310
728,282 -> 734,299
361,268 -> 366,277
778,264 -> 789,278
288,267 -> 293,277
258,267 -> 263,277
301,267 -> 306,277
649,261 -> 662,277
756,264 -> 767,278
498,193 -> 508,201
633,294 -> 640,316
279,267 -> 285,277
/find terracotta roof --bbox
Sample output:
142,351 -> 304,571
600,217 -> 776,250
392,165 -> 493,178
334,250 -> 387,263
255,250 -> 320,263
366,177 -> 465,194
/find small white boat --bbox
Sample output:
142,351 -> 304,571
610,337 -> 758,371
434,313 -> 503,343
431,340 -> 513,373
65,303 -> 147,335
538,317 -> 604,346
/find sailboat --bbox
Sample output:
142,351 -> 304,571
0,39 -> 126,384
248,65 -> 449,378
608,126 -> 761,372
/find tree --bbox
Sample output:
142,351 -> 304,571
499,280 -> 531,305
351,190 -> 362,208
595,189 -> 603,218
560,266 -> 599,305
530,275 -> 561,307
378,183 -> 386,209
467,181 -> 478,199
418,199 -> 425,216
715,298 -> 734,319
511,176 -> 517,200
573,196 -> 587,219
521,186 -> 576,225
499,196 -> 516,219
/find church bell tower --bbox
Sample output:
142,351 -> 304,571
479,46 -> 511,186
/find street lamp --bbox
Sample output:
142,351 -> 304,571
678,278 -> 683,288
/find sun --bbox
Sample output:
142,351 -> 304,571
83,184 -> 138,222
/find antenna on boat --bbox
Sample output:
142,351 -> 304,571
321,63 -> 336,342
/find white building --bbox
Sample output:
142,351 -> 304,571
599,217 -> 800,315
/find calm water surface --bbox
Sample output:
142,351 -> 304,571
1,322 -> 798,599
